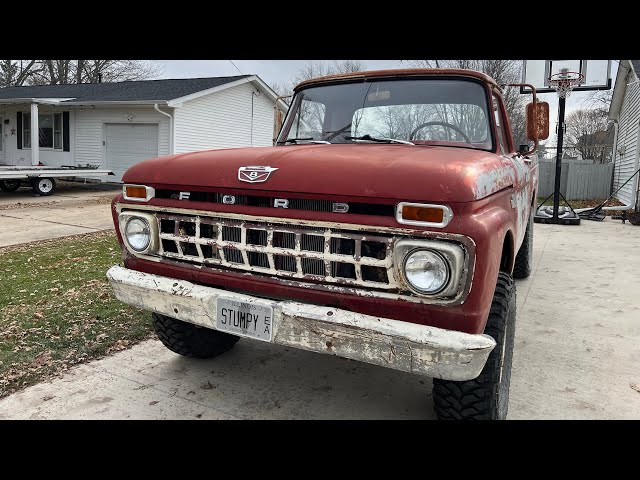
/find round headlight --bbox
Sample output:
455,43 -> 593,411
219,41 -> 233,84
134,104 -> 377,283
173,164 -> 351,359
125,217 -> 151,252
403,249 -> 450,294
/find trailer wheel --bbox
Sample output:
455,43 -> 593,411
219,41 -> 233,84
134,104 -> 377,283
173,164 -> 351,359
32,178 -> 56,196
0,180 -> 21,192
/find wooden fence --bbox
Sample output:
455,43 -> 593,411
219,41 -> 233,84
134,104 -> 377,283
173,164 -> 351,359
537,161 -> 613,200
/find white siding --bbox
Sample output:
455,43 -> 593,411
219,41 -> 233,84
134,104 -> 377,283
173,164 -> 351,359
613,76 -> 640,206
1,107 -> 75,167
75,107 -> 170,170
174,82 -> 274,154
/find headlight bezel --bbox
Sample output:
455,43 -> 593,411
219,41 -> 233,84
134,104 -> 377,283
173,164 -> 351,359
118,211 -> 159,256
394,239 -> 466,298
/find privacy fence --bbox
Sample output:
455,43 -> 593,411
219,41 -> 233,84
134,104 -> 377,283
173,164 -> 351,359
537,161 -> 613,200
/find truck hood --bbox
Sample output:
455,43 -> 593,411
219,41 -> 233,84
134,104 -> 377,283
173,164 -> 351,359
123,144 -> 519,203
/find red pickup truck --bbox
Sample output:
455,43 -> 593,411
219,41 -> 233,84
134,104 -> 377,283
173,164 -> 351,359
107,68 -> 548,419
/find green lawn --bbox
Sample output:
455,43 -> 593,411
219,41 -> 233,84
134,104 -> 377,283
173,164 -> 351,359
0,231 -> 152,398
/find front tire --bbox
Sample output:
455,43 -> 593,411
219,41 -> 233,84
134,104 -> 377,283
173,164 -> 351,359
0,180 -> 21,192
432,272 -> 516,420
152,313 -> 239,359
513,210 -> 533,279
32,178 -> 56,196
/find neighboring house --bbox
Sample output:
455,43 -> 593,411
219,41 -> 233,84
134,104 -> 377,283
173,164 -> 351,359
575,124 -> 614,164
0,75 -> 288,181
609,60 -> 640,208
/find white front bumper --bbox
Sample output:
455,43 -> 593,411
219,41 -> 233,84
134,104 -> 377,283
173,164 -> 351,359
107,265 -> 495,381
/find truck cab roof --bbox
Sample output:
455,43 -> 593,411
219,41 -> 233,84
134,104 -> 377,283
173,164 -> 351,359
294,68 -> 500,91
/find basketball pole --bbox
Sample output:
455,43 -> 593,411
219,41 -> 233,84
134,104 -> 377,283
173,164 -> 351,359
551,95 -> 567,223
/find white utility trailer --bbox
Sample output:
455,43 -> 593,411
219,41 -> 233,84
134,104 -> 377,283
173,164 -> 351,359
0,165 -> 114,196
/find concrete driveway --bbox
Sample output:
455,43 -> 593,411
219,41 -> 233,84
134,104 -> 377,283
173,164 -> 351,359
1,219 -> 639,419
0,181 -> 118,247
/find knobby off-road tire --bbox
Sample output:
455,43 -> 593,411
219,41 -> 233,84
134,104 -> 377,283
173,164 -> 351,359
0,180 -> 21,192
513,210 -> 534,279
432,272 -> 516,420
152,313 -> 240,359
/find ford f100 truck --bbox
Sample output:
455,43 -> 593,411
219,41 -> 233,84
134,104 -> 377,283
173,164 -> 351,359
107,68 -> 549,419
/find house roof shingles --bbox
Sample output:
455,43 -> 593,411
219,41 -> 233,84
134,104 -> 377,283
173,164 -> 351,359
0,75 -> 250,103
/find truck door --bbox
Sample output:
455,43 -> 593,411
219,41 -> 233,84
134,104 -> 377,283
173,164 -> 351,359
492,94 -> 532,248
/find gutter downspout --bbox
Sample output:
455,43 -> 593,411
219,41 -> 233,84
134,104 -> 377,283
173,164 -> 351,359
154,104 -> 173,154
609,119 -> 619,194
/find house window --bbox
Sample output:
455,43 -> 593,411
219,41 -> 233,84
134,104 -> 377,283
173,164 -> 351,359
23,113 -> 63,149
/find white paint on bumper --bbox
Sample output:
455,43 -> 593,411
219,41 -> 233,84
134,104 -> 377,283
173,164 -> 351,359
106,265 -> 495,381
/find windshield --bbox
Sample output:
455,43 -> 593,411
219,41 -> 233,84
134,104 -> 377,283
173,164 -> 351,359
278,78 -> 494,151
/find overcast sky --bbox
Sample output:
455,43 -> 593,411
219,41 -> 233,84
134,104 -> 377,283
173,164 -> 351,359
155,60 -> 618,146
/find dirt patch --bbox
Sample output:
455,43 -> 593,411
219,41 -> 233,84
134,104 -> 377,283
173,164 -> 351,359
0,201 -> 61,211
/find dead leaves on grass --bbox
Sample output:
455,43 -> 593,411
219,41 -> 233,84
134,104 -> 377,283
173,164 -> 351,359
0,232 -> 153,398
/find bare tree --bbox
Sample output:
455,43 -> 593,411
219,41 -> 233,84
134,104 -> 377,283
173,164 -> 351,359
272,61 -> 366,139
565,108 -> 613,163
29,60 -> 163,85
407,60 -> 528,148
270,80 -> 293,98
272,60 -> 366,97
0,60 -> 41,87
583,89 -> 613,111
80,60 -> 163,83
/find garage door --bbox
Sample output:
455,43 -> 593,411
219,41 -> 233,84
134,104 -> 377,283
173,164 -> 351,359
105,123 -> 159,182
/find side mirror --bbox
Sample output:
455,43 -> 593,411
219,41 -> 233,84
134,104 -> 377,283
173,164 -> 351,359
526,101 -> 550,142
502,83 -> 549,156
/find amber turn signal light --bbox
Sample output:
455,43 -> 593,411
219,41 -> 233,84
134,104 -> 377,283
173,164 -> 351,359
395,202 -> 453,227
125,186 -> 147,198
402,205 -> 444,223
122,184 -> 155,202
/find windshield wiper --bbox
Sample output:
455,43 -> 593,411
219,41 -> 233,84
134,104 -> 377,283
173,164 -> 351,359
280,137 -> 331,144
344,134 -> 414,145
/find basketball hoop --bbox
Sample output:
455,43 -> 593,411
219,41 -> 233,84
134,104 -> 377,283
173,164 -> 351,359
548,71 -> 584,98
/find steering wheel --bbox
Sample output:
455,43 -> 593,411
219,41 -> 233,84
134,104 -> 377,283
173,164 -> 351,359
410,121 -> 471,143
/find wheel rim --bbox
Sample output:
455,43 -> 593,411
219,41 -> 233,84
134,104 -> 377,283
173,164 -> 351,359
39,179 -> 53,193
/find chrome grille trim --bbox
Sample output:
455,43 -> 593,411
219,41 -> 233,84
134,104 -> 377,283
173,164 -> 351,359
156,213 -> 396,289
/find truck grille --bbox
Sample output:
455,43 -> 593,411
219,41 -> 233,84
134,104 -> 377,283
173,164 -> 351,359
156,213 -> 396,289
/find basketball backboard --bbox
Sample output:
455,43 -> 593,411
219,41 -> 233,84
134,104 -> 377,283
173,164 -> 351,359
521,60 -> 612,94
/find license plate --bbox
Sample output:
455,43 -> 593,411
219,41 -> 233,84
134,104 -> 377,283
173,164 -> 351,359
215,297 -> 273,342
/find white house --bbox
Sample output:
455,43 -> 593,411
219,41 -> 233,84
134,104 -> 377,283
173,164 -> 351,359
0,75 -> 287,181
609,60 -> 640,209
